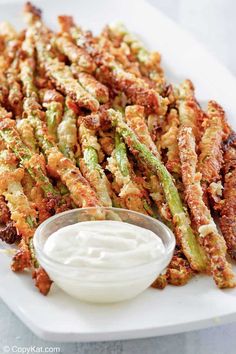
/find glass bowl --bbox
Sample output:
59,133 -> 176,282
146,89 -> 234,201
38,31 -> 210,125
34,207 -> 175,303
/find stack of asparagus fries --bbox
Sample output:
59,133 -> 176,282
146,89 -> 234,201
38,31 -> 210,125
0,2 -> 235,295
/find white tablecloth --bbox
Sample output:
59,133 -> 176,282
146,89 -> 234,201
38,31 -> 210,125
1,0 -> 236,353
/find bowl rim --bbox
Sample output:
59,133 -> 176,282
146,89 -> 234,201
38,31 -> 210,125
33,207 -> 176,273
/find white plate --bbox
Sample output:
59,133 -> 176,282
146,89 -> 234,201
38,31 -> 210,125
0,0 -> 236,343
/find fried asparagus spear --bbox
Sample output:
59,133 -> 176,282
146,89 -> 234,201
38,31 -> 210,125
219,133 -> 236,260
1,22 -> 23,117
57,97 -> 80,163
109,109 -> 206,272
54,32 -> 96,74
0,150 -> 37,242
16,118 -> 38,152
105,23 -> 165,91
176,80 -> 204,143
96,52 -> 168,115
160,109 -> 180,175
125,105 -> 171,223
71,69 -> 109,104
40,89 -> 64,141
6,56 -> 23,118
178,126 -> 235,288
0,23 -> 17,106
124,105 -> 193,285
18,23 -> 74,211
57,15 -> 95,54
152,248 -> 194,288
198,101 -> 226,204
79,122 -> 112,207
0,149 -> 52,294
36,37 -> 99,111
24,7 -> 99,112
0,118 -> 59,198
107,132 -> 154,215
125,105 -> 161,158
26,111 -> 101,207
54,29 -> 109,104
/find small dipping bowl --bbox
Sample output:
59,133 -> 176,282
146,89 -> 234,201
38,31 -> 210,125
34,208 -> 175,303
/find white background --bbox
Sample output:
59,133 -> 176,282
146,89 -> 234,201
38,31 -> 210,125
1,0 -> 236,353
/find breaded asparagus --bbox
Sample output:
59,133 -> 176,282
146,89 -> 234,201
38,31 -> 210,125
109,109 -> 206,272
178,126 -> 235,288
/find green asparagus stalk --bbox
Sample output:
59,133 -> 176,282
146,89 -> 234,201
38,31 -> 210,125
28,26 -> 99,112
25,112 -> 100,208
16,118 -> 38,152
114,132 -> 130,177
0,149 -> 40,271
107,132 -> 155,216
44,101 -> 63,141
57,98 -> 79,163
79,123 -> 112,207
0,119 -> 59,198
0,150 -> 37,240
54,34 -> 96,74
109,109 -> 206,271
124,105 -> 173,226
107,23 -> 164,91
0,146 -> 52,293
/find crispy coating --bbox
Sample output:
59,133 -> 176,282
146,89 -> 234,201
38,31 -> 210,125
79,122 -> 104,162
39,88 -> 64,104
32,267 -> 52,295
198,101 -> 224,185
47,147 -> 100,207
107,132 -> 153,215
57,97 -> 79,163
99,29 -> 142,77
79,122 -> 112,207
125,105 -> 171,222
55,33 -> 96,74
11,246 -> 31,272
0,118 -> 58,199
37,50 -> 99,112
178,126 -> 235,288
80,104 -> 112,130
177,80 -> 205,142
160,109 -> 180,174
24,2 -> 42,24
7,57 -> 23,118
0,150 -> 37,242
25,8 -> 100,112
0,105 -> 12,120
75,71 -> 109,104
98,130 -> 115,156
151,274 -> 167,289
96,53 -> 168,115
40,89 -> 64,141
219,133 -> 236,259
125,105 -> 160,158
0,221 -> 19,244
57,15 -> 96,55
17,119 -> 38,152
58,15 -> 75,33
0,195 -> 11,224
105,23 -> 164,91
167,248 -> 193,286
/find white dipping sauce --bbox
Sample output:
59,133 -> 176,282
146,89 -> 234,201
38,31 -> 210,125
44,221 -> 165,268
43,220 -> 168,303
